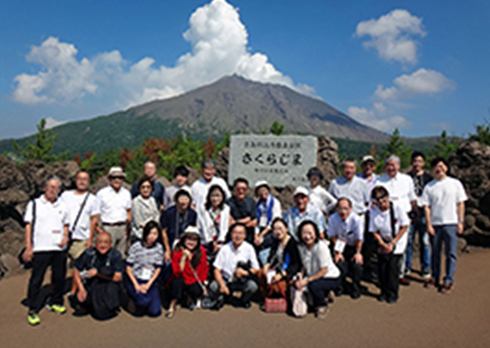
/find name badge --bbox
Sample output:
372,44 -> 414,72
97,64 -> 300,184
334,239 -> 346,253
266,269 -> 277,284
259,214 -> 268,228
141,266 -> 153,281
52,230 -> 62,245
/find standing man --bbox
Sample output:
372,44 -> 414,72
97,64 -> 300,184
406,151 -> 433,278
327,198 -> 364,299
191,159 -> 231,211
131,161 -> 165,210
227,178 -> 257,244
163,165 -> 190,209
357,155 -> 378,193
422,157 -> 467,293
23,176 -> 70,326
96,167 -> 132,257
375,155 -> 416,285
328,159 -> 369,216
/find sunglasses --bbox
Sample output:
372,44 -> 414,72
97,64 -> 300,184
109,176 -> 125,180
374,194 -> 387,202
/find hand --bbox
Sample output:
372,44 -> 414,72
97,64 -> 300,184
140,283 -> 149,294
164,251 -> 171,264
272,273 -> 283,283
202,287 -> 208,297
334,252 -> 344,264
134,283 -> 143,293
87,268 -> 98,278
220,284 -> 230,295
22,247 -> 33,263
59,236 -> 69,248
182,249 -> 192,259
234,268 -> 248,278
77,288 -> 87,303
457,222 -> 464,235
295,278 -> 308,290
427,224 -> 435,236
352,253 -> 363,265
254,235 -> 263,246
213,243 -> 221,253
85,239 -> 92,249
383,242 -> 394,254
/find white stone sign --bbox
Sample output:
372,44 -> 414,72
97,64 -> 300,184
229,135 -> 318,187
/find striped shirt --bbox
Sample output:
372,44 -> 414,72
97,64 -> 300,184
126,242 -> 164,280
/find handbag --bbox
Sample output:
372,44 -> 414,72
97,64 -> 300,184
290,285 -> 308,317
264,283 -> 287,313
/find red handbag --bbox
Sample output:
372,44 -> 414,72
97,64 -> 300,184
264,284 -> 287,313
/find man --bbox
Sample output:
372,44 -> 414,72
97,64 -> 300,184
406,151 -> 433,278
130,161 -> 165,210
227,178 -> 257,244
306,167 -> 337,215
23,176 -> 70,326
191,159 -> 231,211
210,223 -> 260,309
163,165 -> 190,209
96,167 -> 132,257
375,155 -> 417,285
70,232 -> 124,320
327,198 -> 364,299
160,187 -> 197,262
357,155 -> 378,192
283,186 -> 327,241
422,157 -> 467,293
329,159 -> 369,215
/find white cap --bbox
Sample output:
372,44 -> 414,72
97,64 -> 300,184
108,166 -> 126,178
361,155 -> 376,164
174,186 -> 192,202
254,180 -> 271,194
182,225 -> 201,238
293,186 -> 309,197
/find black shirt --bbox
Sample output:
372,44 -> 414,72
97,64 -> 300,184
267,238 -> 301,278
160,205 -> 197,247
74,248 -> 124,275
227,196 -> 257,242
410,172 -> 433,199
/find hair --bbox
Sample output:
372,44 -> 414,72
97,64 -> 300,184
411,151 -> 426,162
297,220 -> 320,245
307,167 -> 324,180
430,156 -> 449,169
43,175 -> 62,189
342,158 -> 358,167
201,158 -> 216,169
142,221 -> 162,246
233,177 -> 249,188
137,175 -> 154,191
205,184 -> 226,210
271,217 -> 288,230
176,233 -> 202,268
371,185 -> 389,200
174,165 -> 189,178
175,189 -> 191,202
336,197 -> 352,208
225,222 -> 247,243
385,154 -> 400,165
75,170 -> 90,179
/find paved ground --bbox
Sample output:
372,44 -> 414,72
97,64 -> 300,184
1,248 -> 489,348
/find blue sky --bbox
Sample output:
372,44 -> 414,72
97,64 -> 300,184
0,0 -> 489,140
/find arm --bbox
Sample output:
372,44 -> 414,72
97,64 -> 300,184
73,268 -> 88,303
126,265 -> 142,293
457,201 -> 465,235
352,239 -> 363,265
87,214 -> 99,249
213,268 -> 230,295
161,228 -> 171,263
424,205 -> 434,235
23,223 -> 34,262
296,267 -> 328,290
59,224 -> 70,248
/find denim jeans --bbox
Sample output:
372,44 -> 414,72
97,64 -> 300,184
430,224 -> 458,284
405,216 -> 431,273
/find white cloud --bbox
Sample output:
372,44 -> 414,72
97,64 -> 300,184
348,103 -> 411,132
356,9 -> 426,64
12,0 -> 314,107
375,68 -> 455,100
44,117 -> 66,129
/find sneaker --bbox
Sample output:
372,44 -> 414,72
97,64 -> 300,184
316,306 -> 329,320
46,304 -> 66,314
439,282 -> 453,294
404,269 -> 411,277
421,271 -> 431,279
27,311 -> 40,326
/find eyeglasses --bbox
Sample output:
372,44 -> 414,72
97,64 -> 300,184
374,194 -> 387,202
140,185 -> 152,189
210,194 -> 222,198
109,176 -> 124,180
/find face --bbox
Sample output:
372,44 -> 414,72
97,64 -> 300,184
294,194 -> 309,211
257,186 -> 269,200
300,224 -> 317,246
412,156 -> 425,172
202,165 -> 216,182
361,161 -> 376,176
272,221 -> 288,240
96,234 -> 112,254
109,175 -> 124,190
175,174 -> 187,187
234,182 -> 248,201
139,181 -> 153,199
209,188 -> 223,208
373,191 -> 390,211
230,225 -> 246,245
308,175 -> 320,187
385,159 -> 400,178
75,172 -> 90,192
44,179 -> 61,201
343,161 -> 357,180
145,227 -> 159,246
177,194 -> 191,210
337,199 -> 352,220
183,235 -> 199,250
144,162 -> 157,178
432,161 -> 448,179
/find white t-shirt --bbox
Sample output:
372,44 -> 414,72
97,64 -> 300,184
328,176 -> 369,214
327,212 -> 364,246
421,177 -> 467,225
96,185 -> 132,223
307,185 -> 338,214
213,241 -> 260,281
61,190 -> 100,240
369,203 -> 410,255
24,196 -> 70,252
375,172 -> 416,213
191,176 -> 231,211
298,240 -> 340,279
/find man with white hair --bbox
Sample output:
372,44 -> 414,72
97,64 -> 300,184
375,154 -> 417,285
191,158 -> 231,211
131,161 -> 165,210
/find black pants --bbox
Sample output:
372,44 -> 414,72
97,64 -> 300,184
27,251 -> 67,312
169,277 -> 203,301
337,245 -> 363,294
361,213 -> 376,278
378,253 -> 402,301
307,277 -> 340,308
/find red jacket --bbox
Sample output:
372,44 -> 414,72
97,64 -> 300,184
169,246 -> 208,285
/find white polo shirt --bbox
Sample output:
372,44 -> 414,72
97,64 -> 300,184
191,176 -> 231,211
375,172 -> 416,213
96,185 -> 132,223
369,203 -> 410,255
421,177 -> 467,225
213,241 -> 260,281
24,196 -> 70,252
327,212 -> 364,246
298,240 -> 340,279
61,190 -> 100,240
307,185 -> 338,214
328,176 -> 369,215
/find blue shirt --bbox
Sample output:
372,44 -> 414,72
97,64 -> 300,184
160,206 -> 197,248
283,202 -> 327,241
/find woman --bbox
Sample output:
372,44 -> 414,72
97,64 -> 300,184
126,221 -> 164,317
369,185 -> 409,304
260,218 -> 301,298
166,226 -> 208,318
306,167 -> 337,215
254,181 -> 282,265
131,176 -> 159,243
295,220 -> 340,319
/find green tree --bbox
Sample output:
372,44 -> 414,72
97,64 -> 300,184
379,128 -> 412,170
270,121 -> 285,135
13,118 -> 68,163
430,130 -> 460,161
469,119 -> 490,145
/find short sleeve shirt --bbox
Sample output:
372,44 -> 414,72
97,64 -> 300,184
328,176 -> 369,214
191,176 -> 231,211
61,190 -> 100,240
327,212 -> 364,246
307,185 -> 337,214
375,173 -> 416,213
96,185 -> 132,223
213,241 -> 260,281
421,177 -> 467,225
74,248 -> 124,274
126,242 -> 164,280
369,203 -> 410,255
298,240 -> 340,279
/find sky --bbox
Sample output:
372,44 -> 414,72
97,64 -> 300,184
0,0 -> 489,140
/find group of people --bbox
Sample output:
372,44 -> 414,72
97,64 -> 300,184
22,152 -> 467,325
